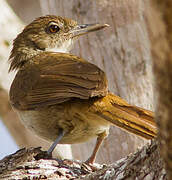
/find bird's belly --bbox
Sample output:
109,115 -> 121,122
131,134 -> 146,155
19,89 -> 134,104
16,102 -> 110,144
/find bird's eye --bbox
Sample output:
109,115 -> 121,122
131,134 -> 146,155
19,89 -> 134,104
47,23 -> 60,33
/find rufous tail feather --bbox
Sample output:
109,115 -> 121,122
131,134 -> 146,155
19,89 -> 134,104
92,93 -> 157,139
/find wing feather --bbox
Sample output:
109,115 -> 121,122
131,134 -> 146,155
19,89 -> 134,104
10,53 -> 108,110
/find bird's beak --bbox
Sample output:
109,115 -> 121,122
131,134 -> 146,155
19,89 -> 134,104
70,23 -> 109,38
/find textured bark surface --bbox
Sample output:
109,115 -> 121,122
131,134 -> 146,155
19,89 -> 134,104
148,1 -> 172,179
0,140 -> 167,180
39,0 -> 154,163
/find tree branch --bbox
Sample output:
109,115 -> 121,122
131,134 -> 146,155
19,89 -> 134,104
0,140 -> 166,179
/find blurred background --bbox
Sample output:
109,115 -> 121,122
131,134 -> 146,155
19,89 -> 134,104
0,121 -> 17,158
0,0 -> 154,163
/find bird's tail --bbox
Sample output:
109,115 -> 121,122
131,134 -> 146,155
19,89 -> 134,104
92,93 -> 157,139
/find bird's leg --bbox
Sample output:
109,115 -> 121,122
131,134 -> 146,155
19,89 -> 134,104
47,128 -> 65,156
85,131 -> 108,164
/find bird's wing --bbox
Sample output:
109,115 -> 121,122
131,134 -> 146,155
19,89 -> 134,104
10,53 -> 108,110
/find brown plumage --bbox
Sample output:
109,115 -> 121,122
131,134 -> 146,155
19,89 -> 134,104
9,15 -> 156,164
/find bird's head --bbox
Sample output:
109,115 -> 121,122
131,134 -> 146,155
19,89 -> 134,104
9,15 -> 109,72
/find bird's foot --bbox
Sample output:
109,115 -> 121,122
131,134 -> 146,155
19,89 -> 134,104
83,158 -> 105,172
34,150 -> 52,160
63,159 -> 102,173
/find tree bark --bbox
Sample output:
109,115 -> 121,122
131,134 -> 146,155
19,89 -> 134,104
0,140 -> 167,180
147,1 -> 172,179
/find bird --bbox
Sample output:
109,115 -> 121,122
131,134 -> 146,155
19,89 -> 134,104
9,15 -> 157,164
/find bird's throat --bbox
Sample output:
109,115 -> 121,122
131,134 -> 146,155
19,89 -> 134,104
45,47 -> 69,53
45,39 -> 73,53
